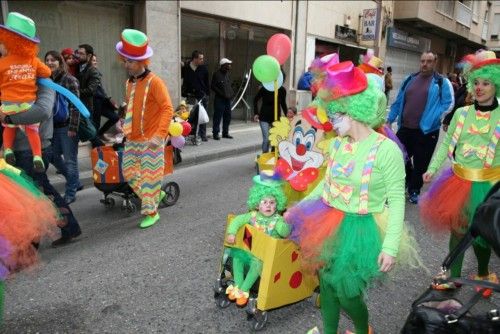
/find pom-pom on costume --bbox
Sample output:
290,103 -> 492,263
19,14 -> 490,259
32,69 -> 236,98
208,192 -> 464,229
0,12 -> 51,172
420,50 -> 500,284
225,175 -> 291,306
287,61 -> 420,334
0,159 -> 59,324
116,29 -> 174,228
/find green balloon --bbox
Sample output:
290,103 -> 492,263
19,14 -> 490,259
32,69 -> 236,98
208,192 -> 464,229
252,55 -> 280,83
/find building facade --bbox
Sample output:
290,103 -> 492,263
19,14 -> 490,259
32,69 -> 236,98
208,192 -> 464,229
2,0 -> 491,118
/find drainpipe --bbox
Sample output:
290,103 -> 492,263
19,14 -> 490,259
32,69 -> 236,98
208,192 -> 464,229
374,0 -> 382,56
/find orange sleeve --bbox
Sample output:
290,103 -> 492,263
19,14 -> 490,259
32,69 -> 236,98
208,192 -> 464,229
152,77 -> 173,139
35,57 -> 51,78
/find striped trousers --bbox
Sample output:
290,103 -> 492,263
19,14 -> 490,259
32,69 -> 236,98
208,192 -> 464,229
123,140 -> 164,215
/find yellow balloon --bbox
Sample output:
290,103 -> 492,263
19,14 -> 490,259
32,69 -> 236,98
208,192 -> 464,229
317,107 -> 328,124
169,122 -> 183,136
181,111 -> 190,120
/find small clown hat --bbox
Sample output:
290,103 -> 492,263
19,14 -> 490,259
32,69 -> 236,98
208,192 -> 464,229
358,49 -> 383,75
115,29 -> 153,60
470,50 -> 500,71
252,173 -> 283,188
0,12 -> 39,43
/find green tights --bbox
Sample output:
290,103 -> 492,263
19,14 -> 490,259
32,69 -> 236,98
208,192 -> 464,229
233,253 -> 263,292
449,232 -> 491,278
320,276 -> 369,334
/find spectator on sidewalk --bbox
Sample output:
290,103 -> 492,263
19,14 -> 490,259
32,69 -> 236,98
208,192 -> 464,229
388,51 -> 454,204
384,66 -> 393,102
211,58 -> 234,140
182,50 -> 210,142
75,44 -> 103,147
253,76 -> 291,153
116,29 -> 173,229
45,50 -> 82,205
0,84 -> 82,247
90,54 -> 120,140
61,47 -> 79,76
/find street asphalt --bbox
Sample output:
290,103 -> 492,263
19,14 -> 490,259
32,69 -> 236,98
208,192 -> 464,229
2,150 -> 500,333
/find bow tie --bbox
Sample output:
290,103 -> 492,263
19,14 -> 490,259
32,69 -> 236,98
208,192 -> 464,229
276,158 -> 319,192
329,181 -> 353,204
468,123 -> 490,135
475,111 -> 490,121
463,143 -> 487,160
330,161 -> 355,177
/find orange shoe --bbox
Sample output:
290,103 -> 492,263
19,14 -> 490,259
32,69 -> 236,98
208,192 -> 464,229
236,291 -> 250,307
472,273 -> 498,298
225,285 -> 238,301
345,326 -> 373,334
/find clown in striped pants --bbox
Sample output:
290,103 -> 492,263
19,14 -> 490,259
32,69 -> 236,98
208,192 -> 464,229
123,140 -> 164,215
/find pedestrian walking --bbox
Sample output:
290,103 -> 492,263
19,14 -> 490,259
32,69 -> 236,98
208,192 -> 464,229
116,29 -> 174,229
388,51 -> 454,204
211,58 -> 234,140
384,66 -> 393,102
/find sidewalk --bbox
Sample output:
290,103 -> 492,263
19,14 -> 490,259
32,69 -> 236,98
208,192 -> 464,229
47,121 -> 262,190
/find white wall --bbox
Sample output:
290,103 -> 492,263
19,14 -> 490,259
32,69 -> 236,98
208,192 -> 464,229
180,0 -> 293,30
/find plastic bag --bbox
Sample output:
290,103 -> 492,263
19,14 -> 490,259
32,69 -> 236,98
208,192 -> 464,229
197,102 -> 209,125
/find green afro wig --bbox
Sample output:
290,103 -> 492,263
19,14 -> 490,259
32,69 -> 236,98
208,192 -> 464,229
466,64 -> 500,98
326,75 -> 386,126
246,183 -> 287,212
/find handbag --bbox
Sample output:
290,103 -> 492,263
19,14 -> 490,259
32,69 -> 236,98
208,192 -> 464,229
197,101 -> 209,125
78,116 -> 97,143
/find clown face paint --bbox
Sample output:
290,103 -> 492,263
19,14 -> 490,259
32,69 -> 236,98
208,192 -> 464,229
259,197 -> 277,217
330,113 -> 351,137
474,78 -> 496,106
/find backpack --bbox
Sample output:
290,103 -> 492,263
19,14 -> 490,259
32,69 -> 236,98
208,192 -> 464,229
53,92 -> 70,123
400,72 -> 444,100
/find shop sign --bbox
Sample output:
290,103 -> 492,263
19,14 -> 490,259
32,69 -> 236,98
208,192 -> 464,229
335,25 -> 357,43
387,27 -> 431,53
361,8 -> 377,41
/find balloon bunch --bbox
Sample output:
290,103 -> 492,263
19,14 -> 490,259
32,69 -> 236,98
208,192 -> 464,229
168,121 -> 192,148
252,33 -> 292,90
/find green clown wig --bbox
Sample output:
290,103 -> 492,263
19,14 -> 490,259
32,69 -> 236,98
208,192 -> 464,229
326,75 -> 386,126
463,50 -> 500,98
247,175 -> 287,212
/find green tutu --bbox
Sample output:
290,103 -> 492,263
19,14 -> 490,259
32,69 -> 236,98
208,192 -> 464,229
0,168 -> 44,198
319,213 -> 383,300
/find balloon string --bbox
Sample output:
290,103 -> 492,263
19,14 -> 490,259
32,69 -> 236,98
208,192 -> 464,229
274,79 -> 278,161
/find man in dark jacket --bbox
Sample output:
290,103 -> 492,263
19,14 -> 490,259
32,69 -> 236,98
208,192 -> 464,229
211,58 -> 234,140
76,44 -> 103,147
182,50 -> 210,141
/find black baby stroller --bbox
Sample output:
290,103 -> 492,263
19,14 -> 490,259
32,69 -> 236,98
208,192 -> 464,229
90,142 -> 181,213
402,182 -> 500,333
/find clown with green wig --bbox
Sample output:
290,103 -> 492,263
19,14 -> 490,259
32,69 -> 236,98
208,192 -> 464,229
420,50 -> 500,293
225,175 -> 291,307
287,60 -> 420,334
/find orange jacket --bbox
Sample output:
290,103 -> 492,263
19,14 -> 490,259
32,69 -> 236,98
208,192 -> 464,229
125,72 -> 173,141
0,55 -> 51,102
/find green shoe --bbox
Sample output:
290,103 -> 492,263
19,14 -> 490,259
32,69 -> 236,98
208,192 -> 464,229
139,213 -> 160,229
4,148 -> 15,165
159,190 -> 166,202
33,155 -> 45,173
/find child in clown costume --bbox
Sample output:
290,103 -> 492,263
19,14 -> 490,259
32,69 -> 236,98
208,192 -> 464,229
0,158 -> 59,325
0,12 -> 51,172
420,50 -> 500,291
287,61 -> 420,334
225,175 -> 291,307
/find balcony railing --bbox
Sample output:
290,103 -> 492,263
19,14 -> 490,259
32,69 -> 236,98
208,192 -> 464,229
456,2 -> 472,27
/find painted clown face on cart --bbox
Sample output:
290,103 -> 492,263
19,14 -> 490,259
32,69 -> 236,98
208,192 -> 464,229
276,113 -> 325,191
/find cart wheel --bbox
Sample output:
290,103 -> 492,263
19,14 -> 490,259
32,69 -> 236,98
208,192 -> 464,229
214,293 -> 231,309
161,182 -> 180,206
126,202 -> 136,214
104,197 -> 115,209
248,310 -> 268,331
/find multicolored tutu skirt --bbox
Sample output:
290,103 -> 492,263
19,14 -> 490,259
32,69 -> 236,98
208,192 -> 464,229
0,166 -> 59,278
419,167 -> 494,236
287,199 -> 421,299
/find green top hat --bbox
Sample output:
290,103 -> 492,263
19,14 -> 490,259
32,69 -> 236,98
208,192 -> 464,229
0,12 -> 39,43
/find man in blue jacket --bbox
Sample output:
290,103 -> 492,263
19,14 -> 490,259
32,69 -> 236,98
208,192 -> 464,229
387,51 -> 454,204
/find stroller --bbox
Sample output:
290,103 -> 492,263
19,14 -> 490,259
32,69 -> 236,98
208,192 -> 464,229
185,94 -> 208,146
90,142 -> 180,213
402,182 -> 500,333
